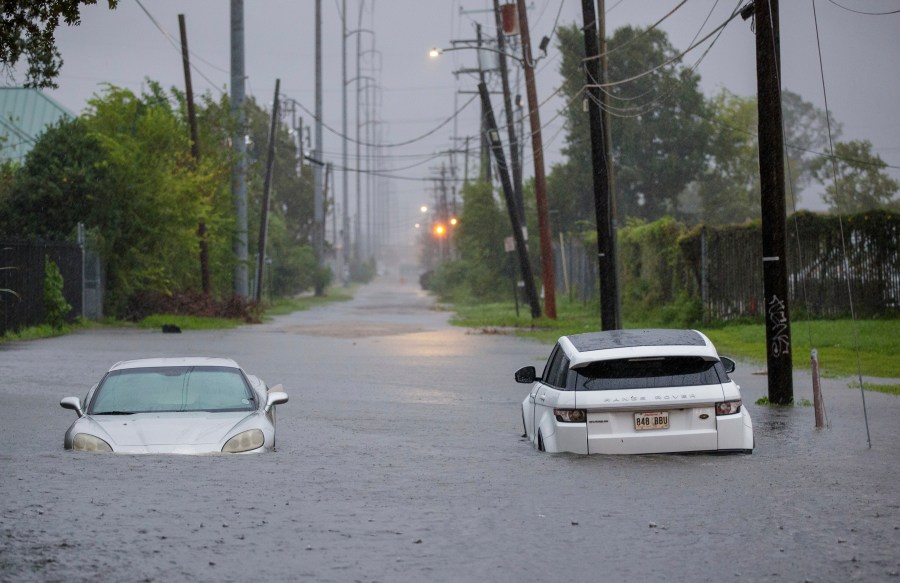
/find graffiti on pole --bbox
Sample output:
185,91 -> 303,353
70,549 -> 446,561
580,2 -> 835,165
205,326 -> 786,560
768,295 -> 790,358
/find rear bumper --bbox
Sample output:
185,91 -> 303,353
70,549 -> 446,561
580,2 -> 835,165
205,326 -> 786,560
544,411 -> 753,454
587,427 -> 718,454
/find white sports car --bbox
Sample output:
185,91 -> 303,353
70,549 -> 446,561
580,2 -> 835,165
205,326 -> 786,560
61,357 -> 288,454
517,329 -> 753,454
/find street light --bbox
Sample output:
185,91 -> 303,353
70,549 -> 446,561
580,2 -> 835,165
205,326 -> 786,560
427,41 -> 546,66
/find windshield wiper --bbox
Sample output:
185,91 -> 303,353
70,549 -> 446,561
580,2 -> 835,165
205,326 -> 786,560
94,411 -> 135,415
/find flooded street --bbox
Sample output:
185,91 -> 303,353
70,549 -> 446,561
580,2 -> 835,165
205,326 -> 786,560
1,279 -> 898,582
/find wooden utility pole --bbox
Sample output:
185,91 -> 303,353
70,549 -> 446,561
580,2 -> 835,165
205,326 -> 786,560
581,0 -> 619,330
479,81 -> 541,318
255,79 -> 280,303
515,0 -> 557,319
598,0 -> 620,327
493,0 -> 523,222
179,14 -> 210,295
755,0 -> 793,404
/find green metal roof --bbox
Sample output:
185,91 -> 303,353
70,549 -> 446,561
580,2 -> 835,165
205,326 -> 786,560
0,87 -> 74,164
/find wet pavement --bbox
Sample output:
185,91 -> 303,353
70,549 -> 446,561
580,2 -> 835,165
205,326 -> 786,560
1,278 -> 898,582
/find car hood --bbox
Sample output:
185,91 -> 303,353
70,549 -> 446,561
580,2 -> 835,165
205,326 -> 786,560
88,411 -> 254,447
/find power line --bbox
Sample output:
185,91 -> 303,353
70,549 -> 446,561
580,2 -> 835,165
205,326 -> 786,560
284,92 -> 478,148
825,0 -> 900,15
133,0 -> 226,95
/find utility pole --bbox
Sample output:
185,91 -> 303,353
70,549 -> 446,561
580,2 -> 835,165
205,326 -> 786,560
515,0 -> 556,319
599,0 -> 621,325
313,0 -> 325,295
179,14 -> 210,296
340,0 -> 350,285
581,0 -> 619,330
354,3 -> 365,260
493,0 -> 523,222
479,81 -> 541,318
230,0 -> 248,297
255,79 -> 280,303
755,0 -> 793,404
475,24 -> 491,185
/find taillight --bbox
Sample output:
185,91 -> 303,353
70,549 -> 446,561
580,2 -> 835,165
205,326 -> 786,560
715,400 -> 742,416
554,408 -> 586,423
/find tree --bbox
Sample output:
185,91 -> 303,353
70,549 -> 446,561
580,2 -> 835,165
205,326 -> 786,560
811,139 -> 899,213
240,96 -> 320,296
694,89 -> 840,225
694,89 -> 760,224
548,24 -> 710,225
429,180 -> 509,302
782,89 -> 842,198
1,0 -> 118,88
0,117 -> 110,238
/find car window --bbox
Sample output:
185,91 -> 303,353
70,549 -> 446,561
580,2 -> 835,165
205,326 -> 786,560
575,356 -> 726,391
543,348 -> 570,389
90,366 -> 255,414
541,344 -> 562,382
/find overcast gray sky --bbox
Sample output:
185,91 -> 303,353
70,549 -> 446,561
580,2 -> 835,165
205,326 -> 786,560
14,0 -> 900,238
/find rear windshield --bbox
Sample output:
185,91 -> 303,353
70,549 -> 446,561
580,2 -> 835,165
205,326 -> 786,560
574,356 -> 726,391
89,366 -> 255,414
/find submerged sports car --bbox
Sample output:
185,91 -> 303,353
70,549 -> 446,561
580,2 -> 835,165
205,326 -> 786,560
516,329 -> 753,454
61,357 -> 288,454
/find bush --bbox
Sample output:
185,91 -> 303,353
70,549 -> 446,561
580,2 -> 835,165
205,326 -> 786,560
43,256 -> 71,329
124,290 -> 261,323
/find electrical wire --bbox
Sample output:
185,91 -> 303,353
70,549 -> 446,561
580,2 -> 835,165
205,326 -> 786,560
580,1 -> 739,121
582,0 -> 692,64
133,0 -> 226,95
285,92 -> 478,149
584,8 -> 745,90
811,0 -> 871,446
825,0 -> 900,15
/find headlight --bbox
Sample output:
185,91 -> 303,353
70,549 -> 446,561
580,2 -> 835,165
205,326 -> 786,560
715,399 -> 742,416
73,433 -> 113,453
222,429 -> 264,453
554,408 -> 587,423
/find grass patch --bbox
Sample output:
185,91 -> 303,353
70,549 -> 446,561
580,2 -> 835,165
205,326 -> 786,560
849,382 -> 900,396
755,396 -> 813,406
137,314 -> 243,331
448,299 -> 900,379
0,321 -> 82,343
704,319 -> 900,379
2,286 -> 359,341
263,285 -> 355,318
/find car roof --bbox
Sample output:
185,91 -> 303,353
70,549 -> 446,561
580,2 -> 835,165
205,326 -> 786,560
560,329 -> 719,368
108,357 -> 242,371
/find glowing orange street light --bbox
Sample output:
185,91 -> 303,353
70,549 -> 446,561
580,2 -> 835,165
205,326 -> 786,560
433,224 -> 446,237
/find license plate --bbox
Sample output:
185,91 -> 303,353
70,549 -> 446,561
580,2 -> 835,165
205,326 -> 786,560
634,411 -> 669,431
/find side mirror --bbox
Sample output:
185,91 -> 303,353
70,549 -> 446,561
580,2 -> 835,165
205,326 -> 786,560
265,386 -> 288,413
60,397 -> 84,417
515,366 -> 537,384
720,356 -> 736,375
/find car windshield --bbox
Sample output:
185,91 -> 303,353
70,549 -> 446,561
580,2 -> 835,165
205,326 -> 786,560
575,356 -> 725,391
89,366 -> 255,414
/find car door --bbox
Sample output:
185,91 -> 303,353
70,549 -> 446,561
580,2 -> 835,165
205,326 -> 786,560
533,346 -> 569,448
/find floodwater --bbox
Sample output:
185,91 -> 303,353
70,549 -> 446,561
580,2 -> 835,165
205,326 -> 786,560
1,279 -> 898,582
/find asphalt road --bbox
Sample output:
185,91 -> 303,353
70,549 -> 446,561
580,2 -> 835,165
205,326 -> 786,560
1,279 -> 898,582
